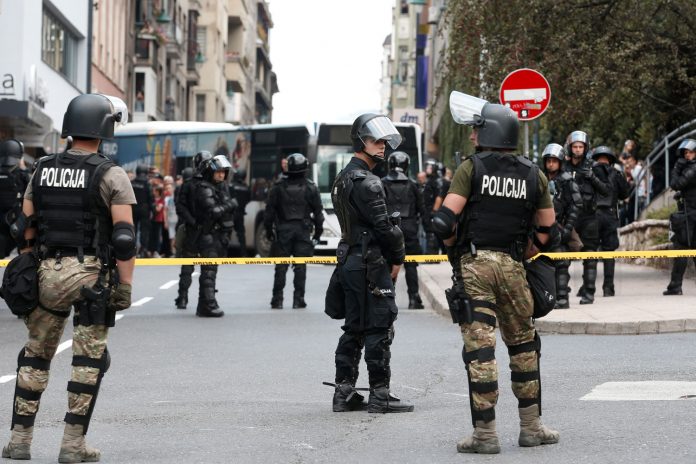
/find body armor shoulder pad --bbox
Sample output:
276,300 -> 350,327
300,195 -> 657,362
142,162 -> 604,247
348,169 -> 369,181
362,175 -> 384,196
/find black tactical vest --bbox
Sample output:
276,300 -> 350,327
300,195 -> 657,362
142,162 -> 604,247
566,160 -> 596,213
383,179 -> 416,219
0,167 -> 20,211
551,172 -> 572,222
681,163 -> 696,210
278,179 -> 307,221
32,152 -> 114,254
332,169 -> 373,246
131,176 -> 150,210
461,152 -> 538,259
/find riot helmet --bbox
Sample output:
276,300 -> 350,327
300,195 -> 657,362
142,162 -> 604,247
135,164 -> 149,176
201,154 -> 232,182
286,153 -> 308,177
61,94 -> 128,140
386,151 -> 410,181
565,130 -> 590,158
0,139 -> 24,168
449,91 -> 518,149
182,167 -> 194,182
194,150 -> 214,174
542,143 -> 565,161
424,158 -> 440,177
591,145 -> 617,164
350,113 -> 402,163
677,139 -> 696,158
542,143 -> 565,174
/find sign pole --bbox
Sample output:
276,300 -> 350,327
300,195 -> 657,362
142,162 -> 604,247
524,121 -> 529,158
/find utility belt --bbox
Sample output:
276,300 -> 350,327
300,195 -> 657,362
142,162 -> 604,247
460,242 -> 526,262
596,205 -> 616,213
41,247 -> 97,260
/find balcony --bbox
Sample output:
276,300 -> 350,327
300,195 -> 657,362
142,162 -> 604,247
165,22 -> 185,59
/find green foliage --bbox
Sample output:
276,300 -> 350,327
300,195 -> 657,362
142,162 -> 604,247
650,230 -> 670,245
436,0 -> 696,161
645,203 -> 677,220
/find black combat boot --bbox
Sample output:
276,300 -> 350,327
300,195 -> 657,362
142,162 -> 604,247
663,284 -> 683,296
579,261 -> 597,305
174,293 -> 187,310
408,293 -> 424,309
292,294 -> 307,309
602,259 -> 615,296
197,288 -> 224,317
554,299 -> 569,309
332,382 -> 365,412
367,386 -> 414,413
270,294 -> 283,309
603,285 -> 615,297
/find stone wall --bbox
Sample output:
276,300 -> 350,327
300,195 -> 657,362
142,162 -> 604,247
618,219 -> 694,275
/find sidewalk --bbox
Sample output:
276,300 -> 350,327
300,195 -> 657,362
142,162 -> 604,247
418,261 -> 696,335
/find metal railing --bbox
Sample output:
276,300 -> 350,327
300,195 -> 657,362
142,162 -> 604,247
630,118 -> 696,219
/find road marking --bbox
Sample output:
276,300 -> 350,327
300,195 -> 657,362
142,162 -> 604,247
0,339 -> 73,385
0,375 -> 16,384
159,280 -> 179,290
132,297 -> 153,307
192,272 -> 199,277
581,381 -> 696,401
116,314 -> 124,321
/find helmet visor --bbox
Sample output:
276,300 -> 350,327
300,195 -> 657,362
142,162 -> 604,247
210,154 -> 232,172
542,143 -> 564,159
358,116 -> 402,149
678,139 -> 696,153
449,91 -> 487,126
102,95 -> 129,126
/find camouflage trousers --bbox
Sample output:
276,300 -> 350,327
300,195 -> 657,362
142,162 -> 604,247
458,250 -> 540,421
12,256 -> 109,431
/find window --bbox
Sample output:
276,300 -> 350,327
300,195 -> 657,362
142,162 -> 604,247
196,26 -> 207,56
42,8 -> 78,84
196,94 -> 206,121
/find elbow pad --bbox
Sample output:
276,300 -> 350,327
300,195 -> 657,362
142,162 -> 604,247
112,222 -> 136,260
431,206 -> 457,240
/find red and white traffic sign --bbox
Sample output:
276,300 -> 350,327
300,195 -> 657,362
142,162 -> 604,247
499,68 -> 551,121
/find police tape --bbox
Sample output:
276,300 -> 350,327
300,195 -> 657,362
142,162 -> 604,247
1,250 -> 695,267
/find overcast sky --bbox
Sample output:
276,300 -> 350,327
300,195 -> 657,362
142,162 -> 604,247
268,0 -> 393,125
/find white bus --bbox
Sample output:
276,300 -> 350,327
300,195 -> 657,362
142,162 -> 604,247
107,121 -> 312,256
310,122 -> 423,253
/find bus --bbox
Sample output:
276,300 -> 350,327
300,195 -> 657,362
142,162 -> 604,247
107,121 -> 311,256
107,120 -> 421,256
310,122 -> 423,254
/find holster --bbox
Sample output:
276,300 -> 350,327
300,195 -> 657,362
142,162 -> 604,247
445,278 -> 473,324
78,284 -> 115,327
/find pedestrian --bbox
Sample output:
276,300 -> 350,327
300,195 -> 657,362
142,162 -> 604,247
0,139 -> 30,258
542,143 -> 582,309
563,130 -> 611,304
264,153 -> 323,309
431,91 -> 558,453
382,151 -> 426,309
623,152 -> 647,221
130,164 -> 153,257
174,155 -> 207,309
664,139 -> 696,295
164,182 -> 177,256
150,185 -> 164,257
231,170 -> 251,256
2,93 -> 136,462
192,154 -> 237,317
328,113 -> 413,413
591,146 -> 631,296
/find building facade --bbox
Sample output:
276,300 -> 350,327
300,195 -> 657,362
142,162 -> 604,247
0,0 -> 91,155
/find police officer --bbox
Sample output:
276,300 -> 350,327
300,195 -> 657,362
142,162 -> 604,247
0,139 -> 30,258
329,113 -> 413,414
563,131 -> 610,304
591,146 -> 631,296
542,143 -> 582,309
130,164 -> 153,257
382,151 -> 426,309
191,154 -> 236,317
664,139 -> 696,295
2,94 -> 136,462
422,158 -> 444,254
231,170 -> 251,256
174,159 -> 206,310
264,153 -> 323,309
431,92 -> 558,453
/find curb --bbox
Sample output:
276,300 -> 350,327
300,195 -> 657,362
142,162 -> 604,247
418,267 -> 696,335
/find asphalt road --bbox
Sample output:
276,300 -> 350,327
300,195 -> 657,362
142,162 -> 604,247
1,263 -> 695,463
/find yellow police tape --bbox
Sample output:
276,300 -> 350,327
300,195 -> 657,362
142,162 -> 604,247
1,250 -> 694,267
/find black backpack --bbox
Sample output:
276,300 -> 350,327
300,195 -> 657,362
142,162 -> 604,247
524,255 -> 557,319
1,252 -> 40,316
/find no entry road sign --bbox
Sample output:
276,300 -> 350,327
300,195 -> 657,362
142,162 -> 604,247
499,68 -> 551,121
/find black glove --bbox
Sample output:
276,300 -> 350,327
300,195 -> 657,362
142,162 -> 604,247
446,246 -> 461,275
312,232 -> 322,245
109,283 -> 132,311
265,228 -> 275,242
580,167 -> 594,180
